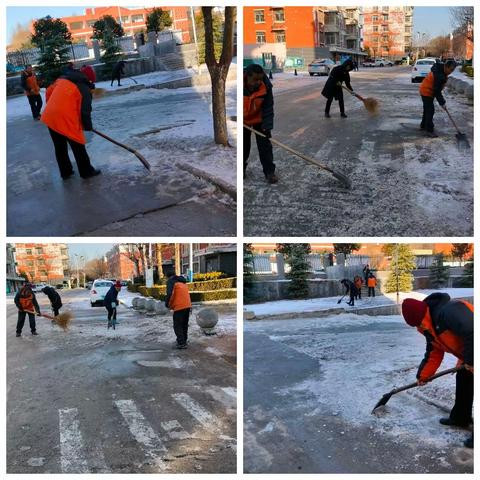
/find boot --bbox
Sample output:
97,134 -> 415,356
16,333 -> 21,337
266,173 -> 279,184
439,417 -> 471,429
325,112 -> 331,118
81,169 -> 102,179
464,434 -> 473,449
425,130 -> 438,138
31,331 -> 38,336
341,113 -> 348,118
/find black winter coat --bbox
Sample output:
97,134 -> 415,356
41,286 -> 62,309
322,65 -> 353,100
112,61 -> 126,77
104,285 -> 119,307
423,292 -> 473,366
341,279 -> 358,295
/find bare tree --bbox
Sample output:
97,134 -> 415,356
202,6 -> 235,146
427,35 -> 451,58
450,7 -> 474,43
85,258 -> 109,279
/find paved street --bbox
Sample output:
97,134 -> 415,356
244,66 -> 473,236
7,289 -> 236,473
7,84 -> 236,236
244,314 -> 473,474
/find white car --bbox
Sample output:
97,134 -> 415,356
308,58 -> 335,76
373,59 -> 394,67
411,58 -> 436,83
32,283 -> 47,292
90,279 -> 114,307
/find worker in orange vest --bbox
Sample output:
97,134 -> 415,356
165,268 -> 192,349
41,68 -> 101,180
244,64 -> 277,184
14,283 -> 41,337
402,293 -> 473,448
21,65 -> 42,120
367,273 -> 377,297
419,59 -> 456,137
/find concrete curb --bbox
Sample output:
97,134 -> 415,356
446,74 -> 474,102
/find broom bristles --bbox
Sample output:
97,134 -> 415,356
363,97 -> 379,115
54,312 -> 74,331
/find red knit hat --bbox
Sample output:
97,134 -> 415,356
115,280 -> 122,288
402,298 -> 428,327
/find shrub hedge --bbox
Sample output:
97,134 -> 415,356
462,65 -> 474,77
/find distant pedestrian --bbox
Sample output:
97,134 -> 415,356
363,264 -> 371,286
243,64 -> 277,184
367,273 -> 377,297
322,58 -> 354,118
21,65 -> 42,120
41,286 -> 63,316
14,283 -> 41,337
354,275 -> 363,300
419,59 -> 456,138
340,278 -> 358,306
165,270 -> 192,349
353,60 -> 359,71
80,64 -> 96,87
41,69 -> 101,180
104,281 -> 122,329
111,60 -> 126,87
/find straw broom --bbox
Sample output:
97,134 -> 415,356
342,86 -> 379,115
24,310 -> 74,331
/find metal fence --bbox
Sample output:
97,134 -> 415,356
7,43 -> 91,67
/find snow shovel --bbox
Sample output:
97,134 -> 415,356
128,76 -> 138,85
24,310 -> 73,331
371,365 -> 464,414
244,124 -> 351,189
92,129 -> 151,171
337,294 -> 346,304
342,86 -> 379,115
442,106 -> 470,148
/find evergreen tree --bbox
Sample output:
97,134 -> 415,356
333,244 -> 361,255
276,243 -> 311,298
146,8 -> 173,33
243,243 -> 256,304
384,244 -> 416,293
91,16 -> 124,76
31,16 -> 72,86
461,258 -> 474,287
451,243 -> 472,262
429,253 -> 450,289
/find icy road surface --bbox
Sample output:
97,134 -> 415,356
244,312 -> 473,473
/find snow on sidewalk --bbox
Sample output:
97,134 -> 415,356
245,288 -> 473,317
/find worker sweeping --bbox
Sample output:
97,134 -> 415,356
41,68 -> 101,180
367,273 -> 377,297
419,59 -> 456,138
165,268 -> 192,349
340,278 -> 358,306
14,283 -> 41,337
111,60 -> 126,87
104,281 -> 122,329
322,57 -> 354,118
243,64 -> 277,184
21,65 -> 42,120
402,293 -> 473,448
41,285 -> 63,316
354,275 -> 363,300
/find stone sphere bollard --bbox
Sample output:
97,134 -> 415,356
135,297 -> 146,310
132,297 -> 140,309
154,301 -> 168,316
145,298 -> 156,313
196,308 -> 219,335
465,85 -> 474,101
455,81 -> 466,95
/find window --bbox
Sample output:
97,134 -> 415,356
131,14 -> 144,23
382,6 -> 389,13
373,7 -> 379,12
26,249 -> 32,255
70,21 -> 84,30
383,14 -> 388,21
254,9 -> 265,23
382,25 -> 388,32
26,261 -> 33,267
325,12 -> 337,25
118,16 -> 129,23
274,30 -> 286,43
405,26 -> 412,33
36,248 -> 43,255
373,26 -> 378,32
256,31 -> 266,43
372,15 -> 378,22
273,8 -> 285,22
325,32 -> 337,45
37,259 -> 45,265
86,20 -> 96,27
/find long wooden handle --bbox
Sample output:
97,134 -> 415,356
92,129 -> 151,171
342,85 -> 364,101
443,106 -> 461,134
244,124 -> 351,188
390,366 -> 463,395
23,309 -> 54,320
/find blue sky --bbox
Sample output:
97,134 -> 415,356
413,7 -> 453,37
67,243 -> 115,261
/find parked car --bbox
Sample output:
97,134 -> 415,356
308,58 -> 335,76
90,279 -> 114,307
373,58 -> 394,67
411,57 -> 437,83
363,59 -> 375,67
121,280 -> 128,287
85,281 -> 93,290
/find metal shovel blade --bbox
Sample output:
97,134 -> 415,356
455,132 -> 471,149
371,392 -> 393,413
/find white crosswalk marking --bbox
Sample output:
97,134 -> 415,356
172,393 -> 221,432
221,387 -> 237,398
205,387 -> 237,412
161,420 -> 191,440
314,140 -> 336,162
359,140 -> 375,162
115,400 -> 167,470
58,408 -> 89,473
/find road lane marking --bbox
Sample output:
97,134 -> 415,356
58,408 -> 89,473
205,387 -> 237,413
314,140 -> 336,162
115,400 -> 167,470
161,420 -> 191,440
172,393 -> 221,432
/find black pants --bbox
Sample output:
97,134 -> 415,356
52,306 -> 60,316
244,124 -> 275,176
16,311 -> 36,334
347,292 -> 355,306
421,96 -> 435,132
48,128 -> 95,178
111,74 -> 121,86
173,308 -> 190,346
106,306 -> 117,321
368,287 -> 375,297
27,94 -> 43,118
449,369 -> 473,425
325,90 -> 345,115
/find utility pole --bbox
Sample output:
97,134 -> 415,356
190,6 -> 200,67
395,244 -> 400,304
189,243 -> 194,282
175,244 -> 181,276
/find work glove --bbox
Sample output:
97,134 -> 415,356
336,81 -> 342,87
464,364 -> 474,373
111,302 -> 117,309
262,129 -> 272,139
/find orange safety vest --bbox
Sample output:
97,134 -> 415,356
417,301 -> 473,379
24,73 -> 41,96
169,282 -> 192,311
19,293 -> 34,312
419,69 -> 448,98
367,277 -> 377,288
244,81 -> 268,126
41,78 -> 86,144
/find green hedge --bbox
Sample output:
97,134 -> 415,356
190,289 -> 237,302
462,65 -> 474,77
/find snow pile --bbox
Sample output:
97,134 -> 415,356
449,69 -> 474,86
